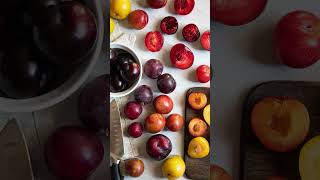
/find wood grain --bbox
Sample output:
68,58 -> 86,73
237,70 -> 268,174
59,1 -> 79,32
241,81 -> 320,180
184,87 -> 210,180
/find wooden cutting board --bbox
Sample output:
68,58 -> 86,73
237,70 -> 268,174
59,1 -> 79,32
241,81 -> 320,180
184,87 -> 210,180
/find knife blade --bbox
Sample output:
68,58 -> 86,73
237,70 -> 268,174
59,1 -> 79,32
110,100 -> 124,180
0,119 -> 34,180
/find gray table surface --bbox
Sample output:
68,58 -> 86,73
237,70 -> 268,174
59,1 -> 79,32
212,0 -> 320,178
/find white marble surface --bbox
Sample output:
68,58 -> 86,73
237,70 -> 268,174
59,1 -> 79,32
112,0 -> 210,179
213,0 -> 320,179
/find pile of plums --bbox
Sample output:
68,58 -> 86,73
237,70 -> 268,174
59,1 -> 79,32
110,48 -> 141,93
0,0 -> 97,99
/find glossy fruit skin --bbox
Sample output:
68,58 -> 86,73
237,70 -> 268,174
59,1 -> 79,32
196,65 -> 211,83
174,0 -> 195,15
145,113 -> 166,133
127,122 -> 143,138
147,0 -> 167,9
36,1 -> 97,65
182,24 -> 200,42
120,62 -> 140,82
154,95 -> 174,114
134,85 -> 153,105
146,134 -> 172,161
144,59 -> 164,79
166,114 -> 184,132
125,158 -> 145,177
157,73 -> 176,94
201,31 -> 210,51
124,101 -> 143,120
145,31 -> 164,52
212,0 -> 267,26
110,48 -> 117,64
0,42 -> 51,99
110,0 -> 131,20
79,74 -> 109,131
170,44 -> 194,69
128,10 -> 148,30
45,126 -> 104,180
110,74 -> 126,93
160,16 -> 178,35
274,11 -> 320,68
162,155 -> 186,180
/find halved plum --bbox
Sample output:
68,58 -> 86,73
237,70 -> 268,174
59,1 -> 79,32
145,31 -> 164,52
160,16 -> 178,35
174,0 -> 195,15
182,24 -> 200,42
170,43 -> 194,69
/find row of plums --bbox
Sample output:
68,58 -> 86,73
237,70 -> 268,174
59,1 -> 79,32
0,0 -> 97,99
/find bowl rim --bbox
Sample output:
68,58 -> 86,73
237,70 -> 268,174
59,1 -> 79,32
0,0 -> 104,112
110,43 -> 143,98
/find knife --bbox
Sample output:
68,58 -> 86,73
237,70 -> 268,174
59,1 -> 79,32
0,119 -> 34,180
110,100 -> 124,180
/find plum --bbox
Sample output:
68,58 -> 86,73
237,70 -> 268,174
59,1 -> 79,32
128,10 -> 148,30
146,134 -> 172,160
145,31 -> 164,52
124,101 -> 143,120
79,74 -> 109,131
35,1 -> 97,65
157,73 -> 176,94
127,122 -> 143,138
147,0 -> 167,9
160,16 -> 178,35
144,59 -> 164,79
174,0 -> 195,15
134,85 -> 153,105
182,24 -> 200,42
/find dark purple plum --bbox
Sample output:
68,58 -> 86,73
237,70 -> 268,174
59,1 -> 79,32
35,1 -> 97,65
111,74 -> 126,93
120,62 -> 140,82
110,48 -> 118,65
79,74 -> 109,131
144,59 -> 163,79
146,134 -> 172,161
45,126 -> 104,180
134,85 -> 153,105
157,73 -> 176,94
118,54 -> 135,71
124,101 -> 143,120
0,41 -> 52,98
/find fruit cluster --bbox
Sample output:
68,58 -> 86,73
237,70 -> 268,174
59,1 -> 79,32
187,92 -> 211,159
110,0 -> 211,179
0,0 -> 97,99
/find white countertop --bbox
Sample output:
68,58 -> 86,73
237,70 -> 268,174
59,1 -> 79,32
213,0 -> 320,179
111,0 -> 210,179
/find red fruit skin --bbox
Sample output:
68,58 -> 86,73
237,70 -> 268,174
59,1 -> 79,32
201,31 -> 210,51
182,24 -> 200,42
127,122 -> 143,138
145,113 -> 166,133
124,101 -> 143,120
154,95 -> 174,114
147,0 -> 167,9
174,0 -> 195,15
170,43 -> 194,69
160,16 -> 178,35
146,134 -> 172,160
212,0 -> 267,26
145,31 -> 164,52
196,65 -> 211,83
125,158 -> 144,177
274,11 -> 320,68
128,10 -> 149,30
166,114 -> 184,132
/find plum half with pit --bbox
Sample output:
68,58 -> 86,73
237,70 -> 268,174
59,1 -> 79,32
145,31 -> 164,52
170,43 -> 194,69
79,74 -> 109,131
35,1 -> 97,65
174,0 -> 195,15
157,73 -> 176,94
182,24 -> 200,42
